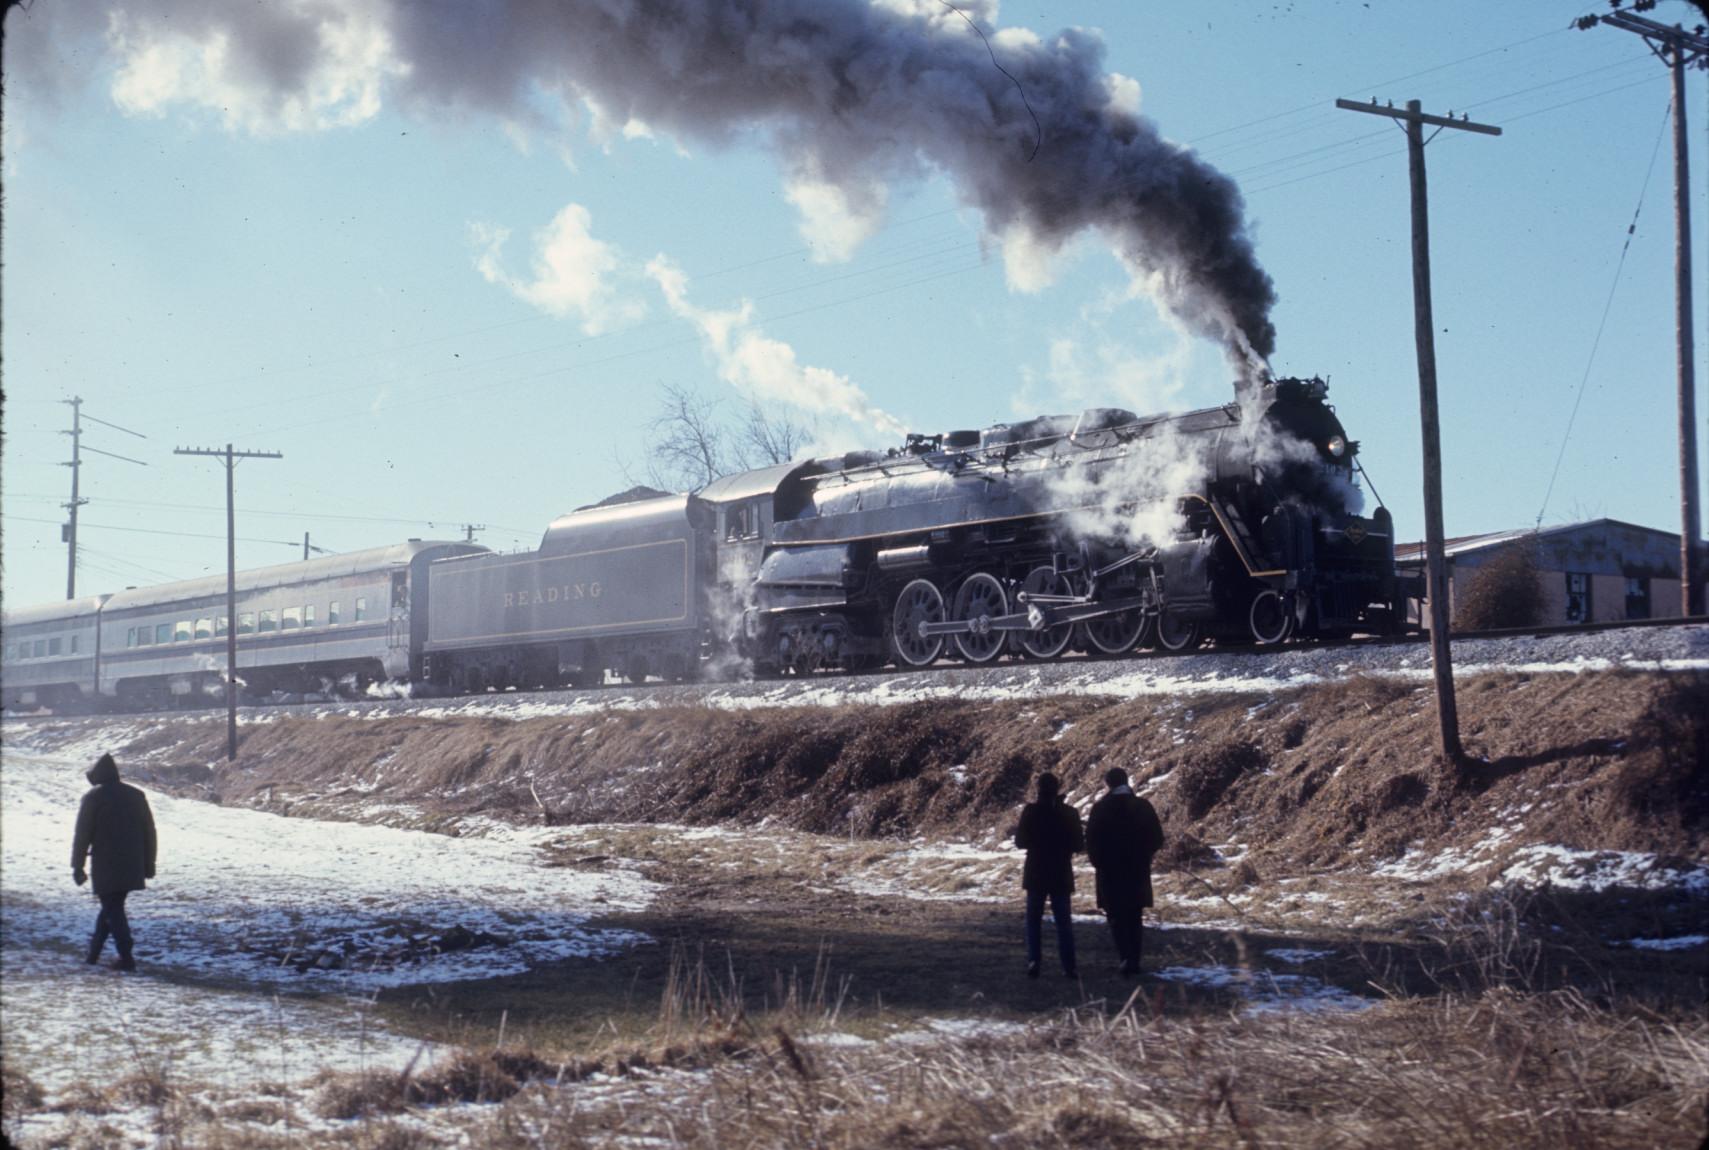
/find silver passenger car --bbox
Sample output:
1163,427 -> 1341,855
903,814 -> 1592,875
1,596 -> 110,711
97,540 -> 482,706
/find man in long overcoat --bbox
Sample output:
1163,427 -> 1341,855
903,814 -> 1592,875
1085,767 -> 1164,976
71,753 -> 157,972
1015,772 -> 1084,979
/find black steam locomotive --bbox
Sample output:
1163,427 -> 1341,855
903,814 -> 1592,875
3,378 -> 1397,709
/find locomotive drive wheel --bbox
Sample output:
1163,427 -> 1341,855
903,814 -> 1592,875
1248,589 -> 1293,645
952,572 -> 1008,664
891,579 -> 946,667
1155,611 -> 1202,652
1017,567 -> 1074,660
1081,611 -> 1145,656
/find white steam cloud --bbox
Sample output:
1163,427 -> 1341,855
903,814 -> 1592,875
20,0 -> 1278,373
471,204 -> 644,336
648,256 -> 909,439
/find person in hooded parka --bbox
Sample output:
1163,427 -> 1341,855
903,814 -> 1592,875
71,753 -> 157,972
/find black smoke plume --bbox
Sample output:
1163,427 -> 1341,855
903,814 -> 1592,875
12,0 -> 1277,371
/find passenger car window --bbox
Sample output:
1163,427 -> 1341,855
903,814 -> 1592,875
34,640 -> 46,657
195,618 -> 212,640
328,600 -> 340,625
49,638 -> 62,656
216,617 -> 229,637
175,620 -> 192,642
155,623 -> 172,644
354,597 -> 368,622
71,635 -> 79,654
259,610 -> 277,633
282,607 -> 301,631
239,613 -> 256,635
304,605 -> 316,627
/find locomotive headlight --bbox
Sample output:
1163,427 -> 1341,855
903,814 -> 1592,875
1326,434 -> 1347,458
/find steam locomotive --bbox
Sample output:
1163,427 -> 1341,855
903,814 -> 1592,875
2,378 -> 1398,710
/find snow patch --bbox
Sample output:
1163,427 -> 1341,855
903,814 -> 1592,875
1618,934 -> 1708,951
1496,846 -> 1709,894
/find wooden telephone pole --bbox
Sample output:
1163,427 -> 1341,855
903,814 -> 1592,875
174,444 -> 283,761
59,397 -> 148,598
1337,98 -> 1502,769
1578,8 -> 1708,614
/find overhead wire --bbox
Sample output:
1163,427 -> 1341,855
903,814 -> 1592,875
1535,96 -> 1673,529
3,514 -> 310,548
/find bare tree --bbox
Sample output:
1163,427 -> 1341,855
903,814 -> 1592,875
738,401 -> 813,468
647,382 -> 732,490
645,385 -> 815,489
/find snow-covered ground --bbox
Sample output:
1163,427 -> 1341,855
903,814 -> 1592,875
0,747 -> 657,1110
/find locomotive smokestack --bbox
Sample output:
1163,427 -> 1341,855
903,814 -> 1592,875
36,1 -> 1277,376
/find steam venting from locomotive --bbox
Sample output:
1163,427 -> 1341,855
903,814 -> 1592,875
33,0 -> 1277,377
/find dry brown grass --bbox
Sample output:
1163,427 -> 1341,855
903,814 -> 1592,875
386,985 -> 1707,1150
108,670 -> 1706,885
1453,544 -> 1546,631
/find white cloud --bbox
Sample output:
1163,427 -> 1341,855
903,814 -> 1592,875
1015,304 -> 1198,419
106,4 -> 402,134
784,175 -> 888,263
1105,71 -> 1143,119
998,224 -> 1072,293
647,256 -> 908,439
471,204 -> 644,335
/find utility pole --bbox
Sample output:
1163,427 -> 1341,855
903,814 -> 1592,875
59,397 -> 148,599
175,444 -> 283,762
462,523 -> 486,544
1337,98 -> 1501,771
1578,9 -> 1709,615
304,532 -> 310,561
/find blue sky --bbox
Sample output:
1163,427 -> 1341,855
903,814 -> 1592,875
3,0 -> 1705,608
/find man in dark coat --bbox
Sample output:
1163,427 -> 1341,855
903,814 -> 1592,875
1015,772 -> 1083,979
71,753 -> 157,972
1085,767 -> 1164,976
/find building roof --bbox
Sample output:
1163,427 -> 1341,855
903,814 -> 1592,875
1395,518 -> 1678,565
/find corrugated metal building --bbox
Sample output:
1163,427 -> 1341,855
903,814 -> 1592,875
1396,519 -> 1683,629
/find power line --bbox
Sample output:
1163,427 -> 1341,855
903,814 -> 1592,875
3,514 -> 306,548
3,492 -> 536,537
1538,97 -> 1673,529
